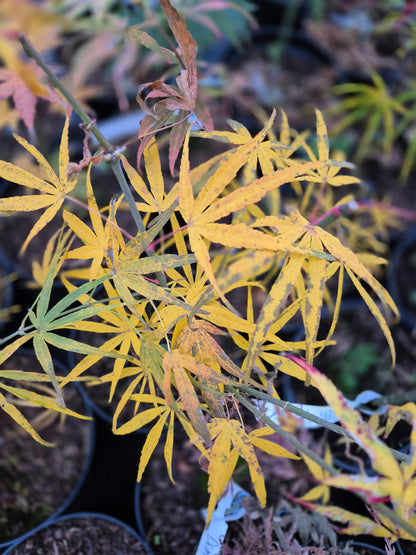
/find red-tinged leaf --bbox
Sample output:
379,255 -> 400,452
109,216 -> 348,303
194,99 -> 214,132
0,38 -> 47,95
322,474 -> 394,503
291,357 -> 403,496
160,0 -> 198,107
0,42 -> 62,129
136,106 -> 172,168
135,0 -> 207,170
169,111 -> 189,175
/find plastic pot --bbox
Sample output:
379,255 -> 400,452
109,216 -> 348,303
388,225 -> 416,331
0,353 -> 95,551
3,512 -> 152,554
0,248 -> 16,335
134,481 -> 148,546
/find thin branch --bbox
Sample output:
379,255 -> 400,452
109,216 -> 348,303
231,383 -> 410,464
228,386 -> 337,475
19,35 -> 113,153
19,34 -> 146,236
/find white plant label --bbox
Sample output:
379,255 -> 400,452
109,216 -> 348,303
253,389 -> 386,429
196,482 -> 249,555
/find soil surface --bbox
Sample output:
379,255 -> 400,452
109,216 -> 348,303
0,354 -> 92,544
139,426 -> 207,554
7,515 -> 149,554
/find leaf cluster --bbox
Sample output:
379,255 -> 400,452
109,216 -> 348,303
330,69 -> 416,180
0,1 -> 415,544
295,363 -> 416,542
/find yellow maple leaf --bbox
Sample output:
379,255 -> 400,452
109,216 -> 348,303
64,164 -> 125,281
177,112 -> 334,305
205,420 -> 298,525
206,418 -> 264,525
303,364 -> 416,535
0,116 -> 77,252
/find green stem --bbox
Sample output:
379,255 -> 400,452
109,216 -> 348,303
0,326 -> 34,346
228,386 -> 337,476
372,389 -> 416,407
235,383 -> 348,433
19,35 -> 112,152
108,158 -> 145,234
373,503 -> 416,541
230,383 -> 410,464
312,200 -> 359,228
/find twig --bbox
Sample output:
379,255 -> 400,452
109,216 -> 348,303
19,34 -> 146,235
229,383 -> 410,464
228,386 -> 337,475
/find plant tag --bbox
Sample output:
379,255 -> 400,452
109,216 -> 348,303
253,390 -> 386,429
196,482 -> 249,555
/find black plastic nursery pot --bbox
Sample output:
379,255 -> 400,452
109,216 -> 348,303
0,353 -> 95,551
388,225 -> 416,331
3,512 -> 152,554
0,248 -> 15,336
